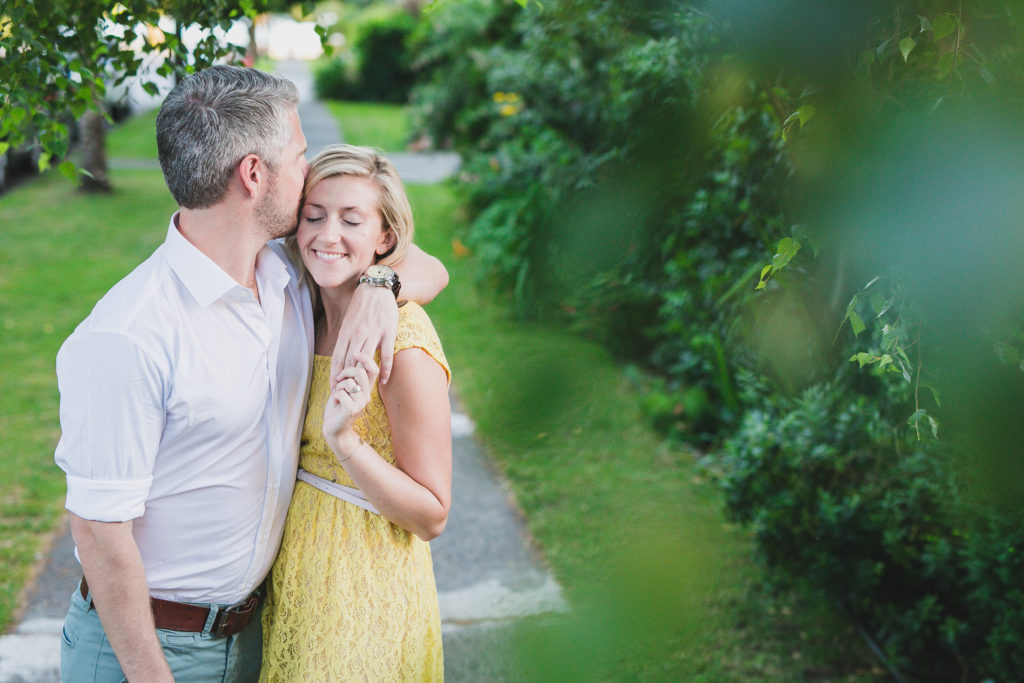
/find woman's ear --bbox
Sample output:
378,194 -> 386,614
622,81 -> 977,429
376,228 -> 397,255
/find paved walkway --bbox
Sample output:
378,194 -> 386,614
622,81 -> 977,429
0,60 -> 565,682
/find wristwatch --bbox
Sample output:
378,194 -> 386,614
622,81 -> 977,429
359,264 -> 401,299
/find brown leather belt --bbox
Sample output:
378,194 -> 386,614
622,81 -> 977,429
79,577 -> 261,638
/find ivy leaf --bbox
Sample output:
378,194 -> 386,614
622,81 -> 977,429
848,310 -> 866,337
59,161 -> 77,182
850,352 -> 872,369
899,37 -> 916,63
933,14 -> 956,40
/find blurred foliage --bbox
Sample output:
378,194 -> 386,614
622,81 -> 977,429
408,0 -> 1024,678
0,0 -> 319,184
313,3 -> 417,103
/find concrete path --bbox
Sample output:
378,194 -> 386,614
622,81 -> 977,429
0,60 -> 565,682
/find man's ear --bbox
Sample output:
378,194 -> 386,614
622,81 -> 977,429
238,154 -> 262,199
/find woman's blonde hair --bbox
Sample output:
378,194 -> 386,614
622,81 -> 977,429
285,144 -> 414,318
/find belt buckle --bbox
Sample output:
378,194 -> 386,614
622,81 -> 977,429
211,594 -> 259,638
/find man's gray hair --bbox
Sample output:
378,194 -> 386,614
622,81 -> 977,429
156,65 -> 300,209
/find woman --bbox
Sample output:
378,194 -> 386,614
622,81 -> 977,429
261,145 -> 452,681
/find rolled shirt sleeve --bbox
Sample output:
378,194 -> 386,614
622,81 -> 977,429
55,331 -> 165,522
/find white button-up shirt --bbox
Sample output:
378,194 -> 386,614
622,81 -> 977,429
55,217 -> 313,605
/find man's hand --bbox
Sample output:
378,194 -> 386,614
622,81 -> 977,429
333,284 -> 399,384
70,515 -> 174,682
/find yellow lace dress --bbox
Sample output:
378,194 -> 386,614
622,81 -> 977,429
261,302 -> 450,682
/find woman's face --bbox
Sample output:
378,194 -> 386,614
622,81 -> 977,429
297,174 -> 394,290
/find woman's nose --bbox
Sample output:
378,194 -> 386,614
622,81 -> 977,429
322,217 -> 343,242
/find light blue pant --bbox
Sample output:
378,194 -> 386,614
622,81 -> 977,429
60,586 -> 262,682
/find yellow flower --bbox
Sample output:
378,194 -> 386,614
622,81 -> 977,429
451,238 -> 470,258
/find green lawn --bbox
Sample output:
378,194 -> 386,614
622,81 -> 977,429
105,108 -> 159,159
323,100 -> 411,152
0,168 -> 174,628
0,97 -> 881,679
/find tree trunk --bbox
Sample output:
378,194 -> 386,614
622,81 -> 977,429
78,109 -> 111,193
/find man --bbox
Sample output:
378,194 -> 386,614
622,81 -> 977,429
55,65 -> 446,682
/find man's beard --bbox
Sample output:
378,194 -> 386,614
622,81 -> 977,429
256,177 -> 299,240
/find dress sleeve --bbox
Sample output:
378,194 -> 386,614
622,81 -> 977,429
54,331 -> 165,522
395,302 -> 451,386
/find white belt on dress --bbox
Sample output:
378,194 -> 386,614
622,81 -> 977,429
296,468 -> 380,515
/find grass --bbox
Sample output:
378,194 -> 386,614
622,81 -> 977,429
105,108 -> 159,159
0,95 -> 883,679
0,167 -> 174,629
323,100 -> 411,152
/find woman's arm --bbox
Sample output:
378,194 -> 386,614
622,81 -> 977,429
324,350 -> 452,540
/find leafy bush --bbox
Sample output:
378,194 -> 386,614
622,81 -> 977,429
718,380 -> 1024,680
408,0 -> 1024,677
313,54 -> 357,101
315,6 -> 416,104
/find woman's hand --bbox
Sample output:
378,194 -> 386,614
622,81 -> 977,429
322,352 -> 379,460
332,285 -> 398,385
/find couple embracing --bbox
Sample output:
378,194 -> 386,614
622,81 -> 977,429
56,65 -> 452,682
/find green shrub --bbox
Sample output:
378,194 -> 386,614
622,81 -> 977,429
315,7 -> 416,104
313,55 -> 358,101
352,10 -> 416,103
718,379 -> 1024,680
408,0 -> 1024,677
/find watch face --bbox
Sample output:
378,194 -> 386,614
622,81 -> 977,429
366,264 -> 394,280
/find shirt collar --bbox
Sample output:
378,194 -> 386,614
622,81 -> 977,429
256,239 -> 294,295
163,213 -> 241,308
163,213 -> 296,308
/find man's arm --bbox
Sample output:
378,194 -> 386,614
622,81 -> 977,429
394,243 -> 449,305
333,245 -> 448,384
70,514 -> 173,682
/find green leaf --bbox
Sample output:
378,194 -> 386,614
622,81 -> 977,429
850,352 -> 872,369
848,310 -> 866,337
58,161 -> 77,182
933,14 -> 956,40
899,37 -> 916,62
